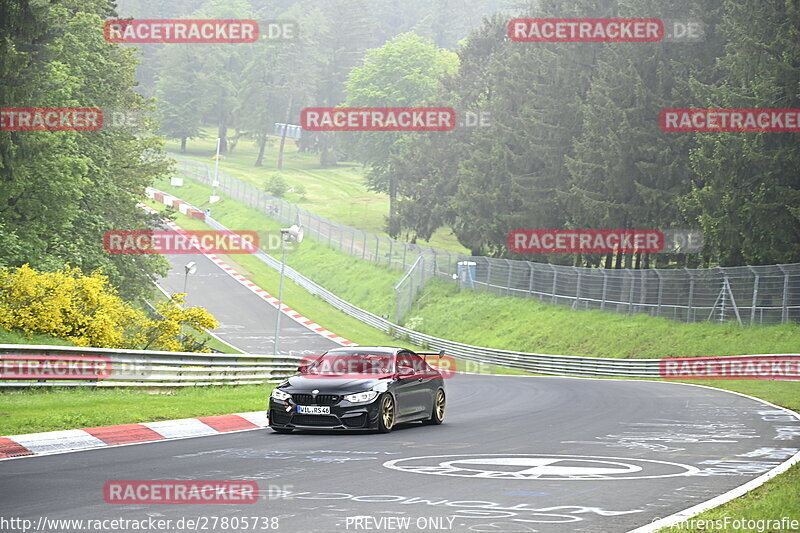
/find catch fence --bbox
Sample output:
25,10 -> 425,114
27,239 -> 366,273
172,155 -> 800,325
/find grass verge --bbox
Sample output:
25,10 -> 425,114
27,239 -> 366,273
0,384 -> 275,435
165,134 -> 469,253
0,327 -> 73,346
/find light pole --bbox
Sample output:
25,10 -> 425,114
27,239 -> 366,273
211,137 -> 221,204
273,224 -> 303,355
183,261 -> 197,295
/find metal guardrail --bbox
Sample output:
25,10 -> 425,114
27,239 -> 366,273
0,344 -> 302,387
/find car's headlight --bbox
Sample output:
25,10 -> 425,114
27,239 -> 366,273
344,390 -> 379,403
271,388 -> 291,401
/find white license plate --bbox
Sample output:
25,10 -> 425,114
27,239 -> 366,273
297,405 -> 330,415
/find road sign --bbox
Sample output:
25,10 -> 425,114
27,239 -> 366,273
275,123 -> 302,139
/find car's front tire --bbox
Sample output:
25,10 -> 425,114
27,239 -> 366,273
423,389 -> 445,425
377,393 -> 395,433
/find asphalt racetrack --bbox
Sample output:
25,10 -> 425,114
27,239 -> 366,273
2,248 -> 798,533
158,249 -> 341,355
1,374 -> 798,532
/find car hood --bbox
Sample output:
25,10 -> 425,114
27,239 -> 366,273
282,374 -> 392,393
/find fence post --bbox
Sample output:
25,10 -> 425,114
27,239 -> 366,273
627,269 -> 635,315
572,266 -> 582,309
375,235 -> 380,264
506,259 -> 513,297
362,231 -> 367,259
528,262 -> 535,298
402,243 -> 408,269
748,267 -> 759,325
389,239 -> 394,267
686,268 -> 694,322
350,228 -> 356,255
600,269 -> 608,311
394,285 -> 401,324
778,264 -> 789,324
487,260 -> 493,294
550,264 -> 558,305
655,270 -> 663,318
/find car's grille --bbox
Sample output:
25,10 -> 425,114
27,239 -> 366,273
292,415 -> 340,426
292,393 -> 340,406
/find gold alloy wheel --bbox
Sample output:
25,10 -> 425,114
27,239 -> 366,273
435,390 -> 446,421
381,395 -> 395,430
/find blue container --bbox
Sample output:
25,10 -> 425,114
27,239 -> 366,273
457,261 -> 477,289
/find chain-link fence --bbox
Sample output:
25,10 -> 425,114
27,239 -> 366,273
393,255 -> 438,323
463,258 -> 800,325
171,154 -> 800,326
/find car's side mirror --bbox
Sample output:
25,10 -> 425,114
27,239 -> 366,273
397,366 -> 415,378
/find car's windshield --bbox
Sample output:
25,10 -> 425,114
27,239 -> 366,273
305,352 -> 395,376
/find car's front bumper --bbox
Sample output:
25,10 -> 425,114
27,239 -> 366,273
268,397 -> 382,430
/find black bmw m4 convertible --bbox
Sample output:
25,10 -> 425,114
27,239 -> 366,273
268,346 -> 447,433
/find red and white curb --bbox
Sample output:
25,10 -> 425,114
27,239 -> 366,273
0,412 -> 268,460
140,198 -> 354,347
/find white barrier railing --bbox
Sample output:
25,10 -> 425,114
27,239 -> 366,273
0,345 -> 302,387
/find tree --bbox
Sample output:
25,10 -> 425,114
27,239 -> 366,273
684,0 -> 800,265
266,175 -> 288,197
238,3 -> 325,167
190,0 -> 254,154
388,14 -> 507,248
343,32 -> 458,236
0,0 -> 171,299
447,1 -> 611,259
155,45 -> 206,151
565,0 -> 725,268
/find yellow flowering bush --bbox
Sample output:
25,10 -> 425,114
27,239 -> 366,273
132,294 -> 220,352
0,265 -> 218,352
